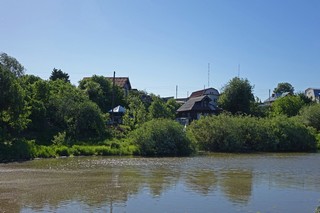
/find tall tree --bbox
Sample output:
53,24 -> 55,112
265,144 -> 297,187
148,96 -> 171,119
218,77 -> 255,114
273,82 -> 294,94
47,80 -> 107,142
166,98 -> 180,119
78,75 -> 125,113
0,52 -> 25,77
123,95 -> 148,130
49,68 -> 70,83
0,66 -> 30,140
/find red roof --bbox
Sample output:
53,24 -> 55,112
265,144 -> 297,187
106,77 -> 131,89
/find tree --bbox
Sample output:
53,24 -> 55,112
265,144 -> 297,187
73,101 -> 107,140
218,77 -> 255,115
166,98 -> 180,119
79,75 -> 125,113
0,52 -> 25,77
273,82 -> 294,94
0,66 -> 30,140
148,96 -> 171,119
19,76 -> 50,142
47,80 -> 107,142
271,95 -> 304,117
49,68 -> 70,83
123,94 -> 148,129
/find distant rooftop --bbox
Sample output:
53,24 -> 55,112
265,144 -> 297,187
106,77 -> 131,89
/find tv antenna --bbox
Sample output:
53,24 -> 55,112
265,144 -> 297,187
208,63 -> 210,88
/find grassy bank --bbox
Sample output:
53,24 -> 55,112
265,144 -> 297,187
0,139 -> 138,162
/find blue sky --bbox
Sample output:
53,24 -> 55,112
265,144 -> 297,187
1,0 -> 319,101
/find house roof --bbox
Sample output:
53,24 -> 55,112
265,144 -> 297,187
106,77 -> 131,89
177,95 -> 218,112
305,88 -> 320,92
190,88 -> 219,98
109,105 -> 126,113
263,92 -> 291,104
305,88 -> 320,96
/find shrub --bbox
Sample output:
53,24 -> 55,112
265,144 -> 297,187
300,104 -> 320,131
33,145 -> 56,158
130,119 -> 195,156
54,145 -> 71,156
72,145 -> 96,156
52,131 -> 69,146
188,114 -> 317,152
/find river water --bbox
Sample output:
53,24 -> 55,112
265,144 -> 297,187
0,153 -> 320,213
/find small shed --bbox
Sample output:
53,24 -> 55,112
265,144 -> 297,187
109,105 -> 126,124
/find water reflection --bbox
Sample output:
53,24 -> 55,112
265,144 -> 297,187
219,170 -> 253,204
184,170 -> 217,195
1,154 -> 320,212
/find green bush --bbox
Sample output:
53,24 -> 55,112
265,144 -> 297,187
188,114 -> 317,152
72,145 -> 96,156
54,145 -> 71,156
300,104 -> 320,131
130,119 -> 195,156
268,116 -> 317,151
33,145 -> 56,158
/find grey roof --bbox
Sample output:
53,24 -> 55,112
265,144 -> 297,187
177,96 -> 205,112
263,92 -> 291,103
177,95 -> 219,112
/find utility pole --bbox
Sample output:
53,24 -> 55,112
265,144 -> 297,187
176,85 -> 178,99
111,71 -> 115,124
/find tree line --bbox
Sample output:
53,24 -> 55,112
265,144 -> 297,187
1,52 -> 320,161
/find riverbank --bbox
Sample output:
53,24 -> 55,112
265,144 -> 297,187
0,139 -> 138,163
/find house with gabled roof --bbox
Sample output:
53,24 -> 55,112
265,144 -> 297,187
189,88 -> 220,106
261,92 -> 291,107
106,77 -> 132,97
176,88 -> 221,122
305,88 -> 320,103
177,95 -> 221,122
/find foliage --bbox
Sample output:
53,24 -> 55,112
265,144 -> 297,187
271,95 -> 304,117
148,96 -> 172,119
0,66 -> 30,140
273,82 -> 294,94
188,114 -> 317,152
78,75 -> 125,113
130,119 -> 195,156
297,92 -> 314,105
73,101 -> 107,140
0,139 -> 34,162
300,104 -> 320,131
49,68 -> 70,83
0,52 -> 25,77
218,77 -> 255,115
166,98 -> 181,118
52,131 -> 69,146
123,94 -> 148,129
46,80 -> 108,142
